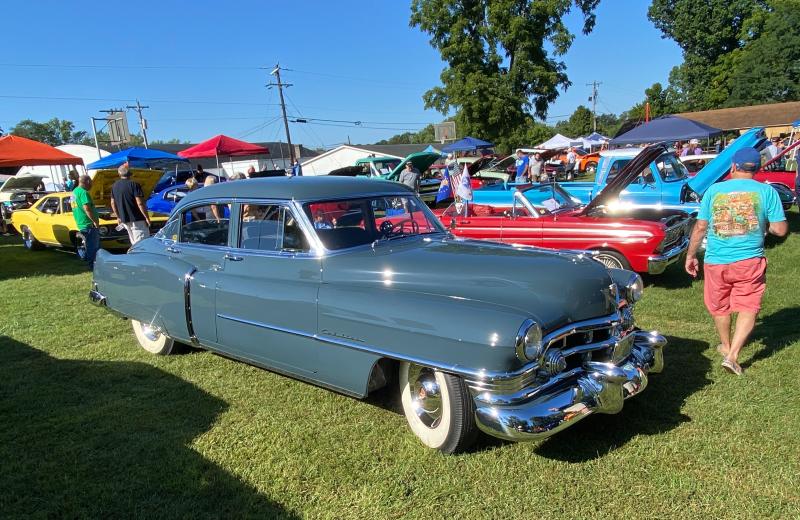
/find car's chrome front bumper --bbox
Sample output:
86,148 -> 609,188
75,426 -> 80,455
647,238 -> 688,275
472,330 -> 666,442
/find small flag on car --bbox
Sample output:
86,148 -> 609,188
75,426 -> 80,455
435,167 -> 453,203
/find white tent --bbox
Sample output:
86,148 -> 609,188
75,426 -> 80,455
16,144 -> 111,191
580,132 -> 610,148
538,133 -> 583,150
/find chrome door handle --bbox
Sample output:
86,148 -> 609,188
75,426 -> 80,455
166,246 -> 181,253
224,254 -> 244,262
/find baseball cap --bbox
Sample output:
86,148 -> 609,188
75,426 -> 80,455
732,147 -> 761,172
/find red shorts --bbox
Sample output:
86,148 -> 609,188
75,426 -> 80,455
703,257 -> 767,316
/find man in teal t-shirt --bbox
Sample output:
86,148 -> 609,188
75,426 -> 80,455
685,147 -> 788,375
72,175 -> 100,270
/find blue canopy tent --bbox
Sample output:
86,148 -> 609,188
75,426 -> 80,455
85,147 -> 189,170
610,115 -> 722,145
441,136 -> 493,153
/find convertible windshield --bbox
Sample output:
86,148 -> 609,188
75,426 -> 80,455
304,195 -> 445,250
523,184 -> 579,212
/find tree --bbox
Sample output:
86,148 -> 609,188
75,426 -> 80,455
622,82 -> 686,122
376,124 -> 436,145
410,0 -> 600,152
11,118 -> 89,146
554,105 -> 593,136
647,0 -> 770,109
726,1 -> 800,106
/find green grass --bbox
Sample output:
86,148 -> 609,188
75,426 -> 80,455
1,210 -> 799,519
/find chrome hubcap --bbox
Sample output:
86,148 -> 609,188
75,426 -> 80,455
408,365 -> 442,428
596,254 -> 623,270
140,323 -> 161,342
23,230 -> 32,247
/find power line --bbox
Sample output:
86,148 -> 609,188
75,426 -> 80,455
126,100 -> 150,148
267,64 -> 295,163
587,81 -> 602,132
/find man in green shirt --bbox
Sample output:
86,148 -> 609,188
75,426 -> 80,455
72,175 -> 100,269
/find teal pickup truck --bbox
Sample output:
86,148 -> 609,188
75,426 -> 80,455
328,151 -> 441,204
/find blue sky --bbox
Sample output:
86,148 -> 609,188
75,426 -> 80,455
1,1 -> 681,148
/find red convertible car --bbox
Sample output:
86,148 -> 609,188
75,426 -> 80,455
436,183 -> 691,274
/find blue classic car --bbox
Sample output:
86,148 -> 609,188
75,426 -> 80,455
90,177 -> 666,453
473,128 -> 768,214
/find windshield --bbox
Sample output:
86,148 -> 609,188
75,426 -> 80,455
655,153 -> 689,182
373,160 -> 401,175
522,184 -> 579,212
304,195 -> 445,250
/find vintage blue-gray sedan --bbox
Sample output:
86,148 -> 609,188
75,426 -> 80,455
90,176 -> 666,453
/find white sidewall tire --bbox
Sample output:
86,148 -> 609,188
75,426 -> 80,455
399,363 -> 452,450
131,319 -> 175,355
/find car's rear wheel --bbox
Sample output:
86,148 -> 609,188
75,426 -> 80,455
21,227 -> 43,250
398,362 -> 478,453
131,319 -> 175,355
594,250 -> 631,271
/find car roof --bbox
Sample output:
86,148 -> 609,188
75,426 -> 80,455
178,176 -> 413,207
599,148 -> 646,158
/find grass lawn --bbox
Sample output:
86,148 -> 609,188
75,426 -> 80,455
1,209 -> 799,519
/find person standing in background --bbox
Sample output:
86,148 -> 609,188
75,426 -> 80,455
684,147 -> 787,376
71,175 -> 100,269
291,158 -> 303,177
399,161 -> 420,192
530,152 -> 545,183
514,149 -> 529,183
565,147 -> 577,180
246,165 -> 256,178
111,165 -> 151,245
65,170 -> 79,191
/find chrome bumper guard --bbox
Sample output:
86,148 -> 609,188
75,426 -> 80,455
473,330 -> 666,442
647,238 -> 688,275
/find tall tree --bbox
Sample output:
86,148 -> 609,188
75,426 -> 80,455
11,118 -> 89,146
554,105 -> 593,136
647,0 -> 770,109
410,0 -> 600,152
726,0 -> 800,106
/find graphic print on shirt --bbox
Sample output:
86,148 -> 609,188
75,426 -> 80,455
711,191 -> 761,238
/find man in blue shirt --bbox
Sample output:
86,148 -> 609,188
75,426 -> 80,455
514,149 -> 529,183
685,147 -> 788,375
291,158 -> 303,177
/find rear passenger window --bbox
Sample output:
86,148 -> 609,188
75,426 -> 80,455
239,204 -> 310,252
179,204 -> 230,246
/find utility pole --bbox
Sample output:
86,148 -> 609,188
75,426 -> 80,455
126,99 -> 150,148
268,64 -> 295,164
586,81 -> 602,132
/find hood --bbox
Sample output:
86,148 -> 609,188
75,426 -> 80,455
89,168 -> 162,207
581,143 -> 669,215
0,175 -> 46,192
686,127 -> 766,196
387,152 -> 441,181
328,237 -> 617,331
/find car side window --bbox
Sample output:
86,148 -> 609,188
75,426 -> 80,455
39,197 -> 60,214
179,203 -> 230,246
239,203 -> 310,253
62,198 -> 73,213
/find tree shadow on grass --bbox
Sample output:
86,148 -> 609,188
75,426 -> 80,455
0,336 -> 298,519
532,335 -> 711,462
741,306 -> 800,369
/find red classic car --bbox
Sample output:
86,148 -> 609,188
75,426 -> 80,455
435,182 -> 692,274
754,140 -> 798,194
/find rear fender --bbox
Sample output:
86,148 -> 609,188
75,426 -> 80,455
93,250 -> 194,339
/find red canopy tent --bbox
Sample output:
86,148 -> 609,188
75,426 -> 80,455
0,135 -> 84,167
178,135 -> 269,175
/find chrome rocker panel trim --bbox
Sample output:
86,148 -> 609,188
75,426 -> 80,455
647,237 -> 689,275
472,330 -> 666,442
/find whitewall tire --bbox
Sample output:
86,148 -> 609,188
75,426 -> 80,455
131,319 -> 175,355
399,362 -> 478,453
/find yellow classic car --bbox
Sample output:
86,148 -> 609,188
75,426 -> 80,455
11,168 -> 169,259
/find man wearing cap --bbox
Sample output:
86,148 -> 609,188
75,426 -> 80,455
685,147 -> 787,375
111,164 -> 151,245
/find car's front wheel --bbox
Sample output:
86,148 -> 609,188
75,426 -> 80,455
21,227 -> 43,250
131,319 -> 175,355
585,161 -> 597,174
398,362 -> 478,453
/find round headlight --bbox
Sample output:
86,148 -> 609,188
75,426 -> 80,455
516,320 -> 543,361
98,226 -> 109,236
625,273 -> 644,303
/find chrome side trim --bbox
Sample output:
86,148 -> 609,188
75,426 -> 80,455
89,288 -> 106,307
184,268 -> 199,345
